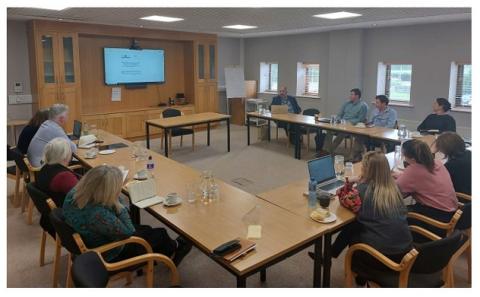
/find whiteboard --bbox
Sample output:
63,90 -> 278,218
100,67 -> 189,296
224,66 -> 246,98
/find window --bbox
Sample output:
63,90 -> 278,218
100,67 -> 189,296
259,62 -> 278,92
296,63 -> 320,96
377,63 -> 412,103
449,63 -> 471,108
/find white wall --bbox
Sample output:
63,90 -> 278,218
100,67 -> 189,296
217,37 -> 242,113
243,21 -> 472,137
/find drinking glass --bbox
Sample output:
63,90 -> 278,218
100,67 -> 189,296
394,145 -> 402,169
330,115 -> 337,125
317,192 -> 331,210
334,155 -> 345,179
186,183 -> 197,203
344,162 -> 354,179
340,119 -> 347,126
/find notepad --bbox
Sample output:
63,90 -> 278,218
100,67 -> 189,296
247,225 -> 262,239
127,179 -> 164,208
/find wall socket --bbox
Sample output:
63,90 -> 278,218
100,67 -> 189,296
8,94 -> 33,105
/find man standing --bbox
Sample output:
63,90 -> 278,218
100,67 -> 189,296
27,104 -> 77,167
323,88 -> 368,160
270,86 -> 301,143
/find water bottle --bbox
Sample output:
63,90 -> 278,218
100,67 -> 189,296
394,145 -> 402,169
308,178 -> 318,209
146,156 -> 155,177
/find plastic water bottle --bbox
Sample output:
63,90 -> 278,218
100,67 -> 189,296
146,156 -> 155,177
308,178 -> 318,209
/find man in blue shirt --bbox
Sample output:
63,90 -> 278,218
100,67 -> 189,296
323,88 -> 368,160
270,86 -> 302,144
369,95 -> 397,128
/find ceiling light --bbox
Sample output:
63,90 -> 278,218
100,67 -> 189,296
30,5 -> 69,11
140,15 -> 184,22
313,11 -> 362,19
223,25 -> 257,30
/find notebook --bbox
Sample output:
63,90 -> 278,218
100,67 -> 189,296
127,179 -> 164,209
223,238 -> 257,262
270,105 -> 289,114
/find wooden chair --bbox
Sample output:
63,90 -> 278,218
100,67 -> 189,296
49,208 -> 178,288
23,158 -> 40,225
160,109 -> 194,154
408,193 -> 471,286
8,146 -> 29,208
26,183 -> 60,287
344,228 -> 467,288
71,250 -> 179,288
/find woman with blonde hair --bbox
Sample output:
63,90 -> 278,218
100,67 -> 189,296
37,137 -> 79,206
329,151 -> 412,259
63,165 -> 192,264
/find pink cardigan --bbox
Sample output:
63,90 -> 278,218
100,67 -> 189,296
395,160 -> 458,212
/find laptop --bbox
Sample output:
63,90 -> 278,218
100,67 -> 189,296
270,105 -> 289,114
68,120 -> 82,140
307,155 -> 345,193
316,117 -> 331,123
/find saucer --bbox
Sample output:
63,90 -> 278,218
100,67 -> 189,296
84,155 -> 97,159
99,149 -> 116,155
133,173 -> 148,180
163,197 -> 183,207
310,211 -> 337,224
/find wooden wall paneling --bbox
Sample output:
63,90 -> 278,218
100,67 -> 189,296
106,114 -> 126,138
125,111 -> 147,138
183,42 -> 195,109
79,35 -> 186,114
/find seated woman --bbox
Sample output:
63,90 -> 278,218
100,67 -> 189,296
417,98 -> 456,133
394,139 -> 458,225
63,165 -> 192,265
16,109 -> 49,154
433,132 -> 471,195
330,151 -> 412,261
37,137 -> 79,207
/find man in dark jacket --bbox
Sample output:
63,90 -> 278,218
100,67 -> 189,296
270,86 -> 301,144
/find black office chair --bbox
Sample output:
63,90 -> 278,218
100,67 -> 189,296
345,229 -> 467,287
300,109 -> 321,152
72,250 -> 180,288
161,108 -> 195,153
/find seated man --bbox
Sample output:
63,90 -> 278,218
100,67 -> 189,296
368,95 -> 398,152
270,86 -> 301,143
27,104 -> 77,167
323,88 -> 368,160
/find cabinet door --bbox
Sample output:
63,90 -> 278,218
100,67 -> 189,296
207,43 -> 217,82
207,83 -> 218,112
147,111 -> 164,135
106,115 -> 126,138
125,112 -> 147,138
37,32 -> 60,108
62,88 -> 79,132
196,43 -> 206,82
195,85 -> 208,113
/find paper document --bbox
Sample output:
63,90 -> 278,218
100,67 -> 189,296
112,87 -> 121,101
127,179 -> 164,208
247,225 -> 262,239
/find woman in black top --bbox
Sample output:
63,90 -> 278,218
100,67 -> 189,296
331,151 -> 413,260
16,109 -> 49,154
417,98 -> 456,133
433,132 -> 471,195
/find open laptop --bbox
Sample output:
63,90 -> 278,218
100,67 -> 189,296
68,120 -> 82,140
270,105 -> 289,114
307,155 -> 345,193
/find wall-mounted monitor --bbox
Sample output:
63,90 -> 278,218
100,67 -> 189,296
104,48 -> 165,85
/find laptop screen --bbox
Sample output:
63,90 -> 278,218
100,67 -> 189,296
73,120 -> 82,138
307,155 -> 336,184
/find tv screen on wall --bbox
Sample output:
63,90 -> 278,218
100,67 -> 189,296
104,48 -> 165,85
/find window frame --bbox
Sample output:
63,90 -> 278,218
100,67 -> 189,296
377,62 -> 413,105
448,62 -> 471,110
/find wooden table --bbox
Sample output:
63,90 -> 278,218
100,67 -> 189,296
7,119 -> 28,145
74,130 -> 329,287
145,112 -> 231,157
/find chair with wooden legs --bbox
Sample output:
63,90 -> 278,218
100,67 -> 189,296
72,250 -> 179,288
23,158 -> 40,225
49,208 -> 177,288
408,194 -> 471,287
160,109 -> 194,154
344,228 -> 467,288
300,109 -> 321,152
8,147 -> 30,208
26,183 -> 60,287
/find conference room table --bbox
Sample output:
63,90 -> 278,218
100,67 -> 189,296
246,111 -> 434,159
145,112 -> 231,157
74,130 -> 331,288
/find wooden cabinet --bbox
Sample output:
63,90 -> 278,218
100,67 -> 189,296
28,22 -> 81,132
82,114 -> 126,138
125,111 -> 147,138
194,41 -> 218,114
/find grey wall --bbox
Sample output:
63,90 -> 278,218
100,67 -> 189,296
217,37 -> 242,113
243,21 -> 472,137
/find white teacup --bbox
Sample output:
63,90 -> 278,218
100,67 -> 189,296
166,193 -> 179,205
136,169 -> 148,179
85,148 -> 98,158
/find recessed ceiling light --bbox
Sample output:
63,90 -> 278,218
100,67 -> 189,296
313,11 -> 362,19
30,5 -> 69,11
223,25 -> 258,30
140,15 -> 184,23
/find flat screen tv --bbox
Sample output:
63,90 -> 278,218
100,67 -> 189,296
104,48 -> 165,85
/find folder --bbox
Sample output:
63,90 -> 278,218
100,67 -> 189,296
223,238 -> 256,262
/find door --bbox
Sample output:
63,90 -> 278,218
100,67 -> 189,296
37,32 -> 60,109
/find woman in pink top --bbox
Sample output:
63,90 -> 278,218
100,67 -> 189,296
393,139 -> 458,232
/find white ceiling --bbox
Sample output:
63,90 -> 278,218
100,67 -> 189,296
7,7 -> 471,38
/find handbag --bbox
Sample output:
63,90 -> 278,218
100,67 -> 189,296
336,178 -> 362,213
